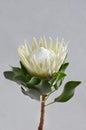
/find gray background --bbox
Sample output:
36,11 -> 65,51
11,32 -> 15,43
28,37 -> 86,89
0,0 -> 86,130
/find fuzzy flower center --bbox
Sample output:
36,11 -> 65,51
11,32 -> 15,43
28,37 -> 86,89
31,47 -> 55,64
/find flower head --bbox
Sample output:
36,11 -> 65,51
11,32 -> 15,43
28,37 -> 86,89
4,36 -> 81,103
18,37 -> 68,78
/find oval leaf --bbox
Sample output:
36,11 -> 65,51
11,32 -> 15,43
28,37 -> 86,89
55,81 -> 81,102
36,80 -> 52,94
21,87 -> 40,101
56,72 -> 66,80
13,75 -> 28,86
59,62 -> 69,72
26,77 -> 41,88
4,71 -> 15,81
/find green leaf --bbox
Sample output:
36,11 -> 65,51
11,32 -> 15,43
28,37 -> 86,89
56,72 -> 66,88
21,87 -> 40,101
20,62 -> 32,79
59,62 -> 69,72
12,67 -> 22,74
50,72 -> 66,85
49,72 -> 66,90
36,79 -> 52,95
40,82 -> 51,94
56,72 -> 66,80
4,70 -> 30,87
26,77 -> 41,89
20,61 -> 31,76
54,85 -> 58,90
55,81 -> 81,102
12,65 -> 31,80
20,61 -> 27,72
50,64 -> 68,90
49,77 -> 56,86
4,71 -> 15,81
13,75 -> 28,86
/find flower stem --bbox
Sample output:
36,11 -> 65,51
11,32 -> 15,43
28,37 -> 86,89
38,95 -> 46,130
45,101 -> 55,107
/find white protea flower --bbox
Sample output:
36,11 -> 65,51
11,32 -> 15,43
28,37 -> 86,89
18,37 -> 68,78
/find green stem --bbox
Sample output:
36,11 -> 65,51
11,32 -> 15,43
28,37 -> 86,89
45,89 -> 56,101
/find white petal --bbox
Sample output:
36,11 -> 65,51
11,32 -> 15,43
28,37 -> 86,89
39,37 -> 47,48
32,37 -> 37,51
24,40 -> 32,54
48,37 -> 53,50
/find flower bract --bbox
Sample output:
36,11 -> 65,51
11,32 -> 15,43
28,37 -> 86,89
18,37 -> 68,78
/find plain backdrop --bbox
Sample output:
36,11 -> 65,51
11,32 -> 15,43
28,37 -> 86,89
0,0 -> 86,130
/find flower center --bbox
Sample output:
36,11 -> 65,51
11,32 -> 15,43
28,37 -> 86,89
31,47 -> 55,64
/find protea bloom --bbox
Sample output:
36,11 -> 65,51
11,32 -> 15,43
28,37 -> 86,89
18,37 -> 68,78
4,36 -> 81,130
